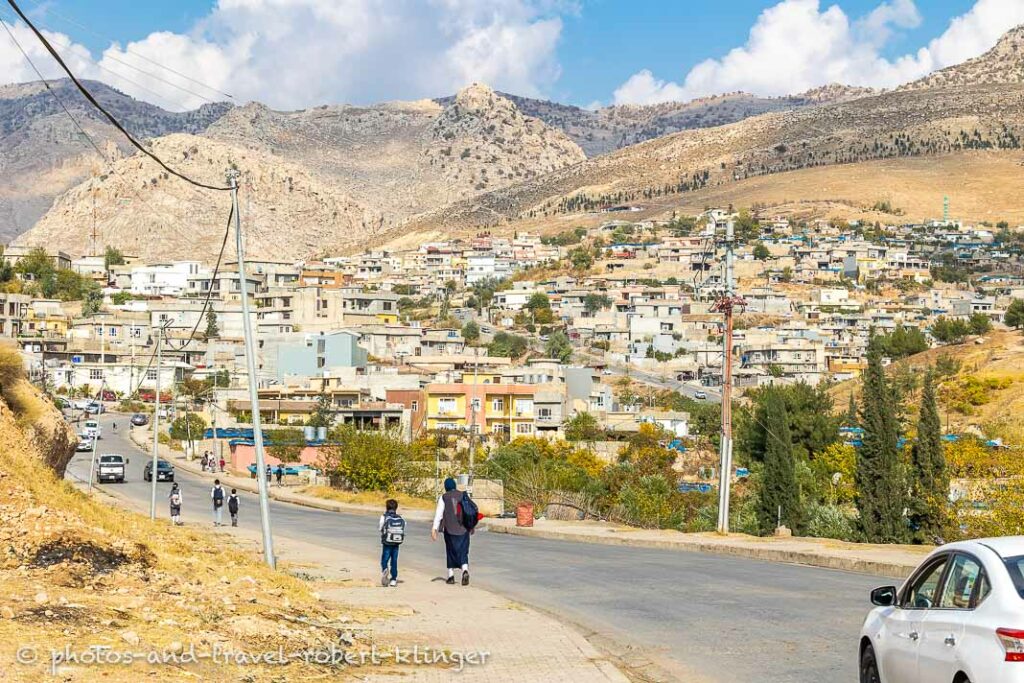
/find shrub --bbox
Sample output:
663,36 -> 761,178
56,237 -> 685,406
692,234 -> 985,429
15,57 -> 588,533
616,475 -> 682,529
804,504 -> 857,541
318,427 -> 418,492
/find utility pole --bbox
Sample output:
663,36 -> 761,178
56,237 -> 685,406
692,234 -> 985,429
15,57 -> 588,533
149,324 -> 163,519
229,169 -> 276,569
713,218 -> 745,535
467,346 -> 479,493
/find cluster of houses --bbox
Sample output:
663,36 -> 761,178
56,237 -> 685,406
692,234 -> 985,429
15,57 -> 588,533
6,211 -> 1023,455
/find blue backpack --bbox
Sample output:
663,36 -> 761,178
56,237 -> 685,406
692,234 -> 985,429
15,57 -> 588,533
459,492 -> 480,531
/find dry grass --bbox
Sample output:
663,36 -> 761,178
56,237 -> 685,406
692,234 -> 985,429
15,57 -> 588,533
300,485 -> 435,511
0,377 -> 370,681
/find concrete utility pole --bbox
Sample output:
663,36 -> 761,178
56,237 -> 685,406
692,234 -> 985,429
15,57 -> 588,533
149,324 -> 163,519
713,218 -> 746,535
229,169 -> 277,569
467,346 -> 479,494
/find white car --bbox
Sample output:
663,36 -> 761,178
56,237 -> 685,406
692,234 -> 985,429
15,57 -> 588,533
860,537 -> 1024,683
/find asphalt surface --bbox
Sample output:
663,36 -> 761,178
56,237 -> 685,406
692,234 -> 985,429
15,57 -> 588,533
66,413 -> 886,683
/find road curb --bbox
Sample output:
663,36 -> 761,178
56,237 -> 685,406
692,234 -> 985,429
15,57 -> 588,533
486,523 -> 918,578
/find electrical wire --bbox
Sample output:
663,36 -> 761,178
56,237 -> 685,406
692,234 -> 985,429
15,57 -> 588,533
4,0 -> 230,191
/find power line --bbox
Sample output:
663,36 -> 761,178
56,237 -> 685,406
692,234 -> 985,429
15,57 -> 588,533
4,0 -> 230,192
22,0 -> 234,102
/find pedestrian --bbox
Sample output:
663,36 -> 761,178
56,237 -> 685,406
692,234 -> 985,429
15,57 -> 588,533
219,456 -> 225,473
227,489 -> 239,527
275,464 -> 284,486
379,498 -> 404,587
211,479 -> 225,526
265,464 -> 272,483
431,477 -> 474,586
168,483 -> 183,526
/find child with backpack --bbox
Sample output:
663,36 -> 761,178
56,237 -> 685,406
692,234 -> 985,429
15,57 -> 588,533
228,489 -> 239,527
379,499 -> 405,587
211,479 -> 225,526
430,478 -> 480,586
168,483 -> 183,526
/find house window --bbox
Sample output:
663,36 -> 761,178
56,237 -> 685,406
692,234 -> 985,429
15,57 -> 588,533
514,399 -> 533,416
411,401 -> 419,411
470,398 -> 481,411
317,357 -> 326,368
437,398 -> 457,415
108,327 -> 118,337
383,301 -> 393,311
146,369 -> 157,380
538,408 -> 552,418
515,423 -> 533,435
491,398 -> 504,411
130,327 -> 142,338
96,327 -> 103,337
89,369 -> 103,380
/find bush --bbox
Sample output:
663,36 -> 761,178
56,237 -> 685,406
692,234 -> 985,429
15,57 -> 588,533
804,504 -> 857,541
616,475 -> 682,529
318,427 -> 419,492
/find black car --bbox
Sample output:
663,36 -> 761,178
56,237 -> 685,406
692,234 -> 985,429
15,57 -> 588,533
143,459 -> 175,482
130,413 -> 149,427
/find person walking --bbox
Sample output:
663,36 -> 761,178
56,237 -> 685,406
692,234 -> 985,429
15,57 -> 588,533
431,478 -> 472,585
219,456 -> 226,473
265,464 -> 272,483
168,483 -> 183,526
227,489 -> 239,527
379,499 -> 404,587
275,464 -> 284,487
211,479 -> 226,526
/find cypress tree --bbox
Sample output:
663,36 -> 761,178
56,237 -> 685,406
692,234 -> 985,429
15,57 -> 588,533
845,392 -> 858,427
909,370 -> 948,542
856,347 -> 908,543
757,388 -> 801,534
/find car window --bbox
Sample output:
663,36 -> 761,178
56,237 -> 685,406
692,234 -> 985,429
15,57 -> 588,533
974,572 -> 991,607
1004,556 -> 1024,599
939,555 -> 983,609
902,557 -> 948,609
99,456 -> 121,463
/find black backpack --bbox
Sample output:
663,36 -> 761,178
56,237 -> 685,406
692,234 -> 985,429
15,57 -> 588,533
459,492 -> 480,531
382,513 -> 406,545
213,486 -> 224,507
228,495 -> 239,514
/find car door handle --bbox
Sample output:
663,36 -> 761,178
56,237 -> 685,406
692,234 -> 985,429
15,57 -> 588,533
944,636 -> 956,647
909,631 -> 919,641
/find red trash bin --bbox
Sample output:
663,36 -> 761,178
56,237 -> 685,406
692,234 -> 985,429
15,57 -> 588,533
515,502 -> 535,527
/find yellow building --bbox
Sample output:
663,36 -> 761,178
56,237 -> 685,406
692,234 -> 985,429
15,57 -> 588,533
425,383 -> 539,438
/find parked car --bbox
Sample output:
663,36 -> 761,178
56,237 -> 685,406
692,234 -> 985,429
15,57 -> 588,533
73,399 -> 92,410
76,437 -> 94,452
101,390 -> 117,401
143,459 -> 175,482
130,413 -> 149,427
694,391 -> 708,400
859,536 -> 1024,683
96,454 -> 128,483
84,401 -> 105,415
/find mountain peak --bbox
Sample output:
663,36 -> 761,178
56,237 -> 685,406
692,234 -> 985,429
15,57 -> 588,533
902,23 -> 1024,91
452,82 -> 499,112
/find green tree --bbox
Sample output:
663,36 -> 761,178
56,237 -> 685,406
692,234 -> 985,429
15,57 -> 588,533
757,389 -> 801,533
1005,299 -> 1024,330
845,393 -> 858,427
525,292 -> 554,324
264,428 -> 307,463
544,330 -> 573,362
931,316 -> 970,344
569,247 -> 594,271
81,285 -> 103,317
488,331 -> 528,358
307,389 -> 333,430
169,413 -> 208,450
737,382 -> 841,463
205,309 -> 219,339
564,411 -> 602,443
856,347 -> 908,543
461,320 -> 480,345
583,293 -> 612,315
908,370 -> 949,542
752,243 -> 770,260
967,312 -> 992,336
103,246 -> 125,271
869,325 -> 930,358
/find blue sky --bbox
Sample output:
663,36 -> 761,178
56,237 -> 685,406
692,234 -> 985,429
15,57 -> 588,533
1,0 -> 1019,110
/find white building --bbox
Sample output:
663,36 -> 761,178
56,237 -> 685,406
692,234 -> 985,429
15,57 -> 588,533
131,262 -> 203,296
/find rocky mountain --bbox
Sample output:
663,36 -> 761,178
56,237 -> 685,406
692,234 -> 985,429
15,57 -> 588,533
901,24 -> 1024,91
17,134 -> 383,261
0,80 -> 230,242
494,86 -> 875,157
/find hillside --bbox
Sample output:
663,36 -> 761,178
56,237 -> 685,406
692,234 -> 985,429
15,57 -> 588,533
0,80 -> 230,243
16,134 -> 384,261
0,350 -> 356,681
901,25 -> 1024,91
203,83 -> 585,227
498,85 -> 875,158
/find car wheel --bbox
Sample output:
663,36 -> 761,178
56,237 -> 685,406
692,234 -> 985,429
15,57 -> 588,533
860,643 -> 881,683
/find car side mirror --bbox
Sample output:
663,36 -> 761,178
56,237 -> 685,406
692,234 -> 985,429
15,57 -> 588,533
871,586 -> 897,607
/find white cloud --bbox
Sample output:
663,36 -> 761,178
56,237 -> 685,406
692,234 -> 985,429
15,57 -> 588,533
613,0 -> 1024,106
1,0 -> 569,110
0,19 -> 93,85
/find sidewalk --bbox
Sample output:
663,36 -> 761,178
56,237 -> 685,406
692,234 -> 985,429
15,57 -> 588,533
486,518 -> 929,577
132,426 -> 928,578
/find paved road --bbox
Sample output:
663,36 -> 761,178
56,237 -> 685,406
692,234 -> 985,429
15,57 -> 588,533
67,414 -> 884,682
576,350 -> 723,404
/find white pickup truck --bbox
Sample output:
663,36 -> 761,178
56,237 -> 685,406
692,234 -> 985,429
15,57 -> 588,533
96,454 -> 128,484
